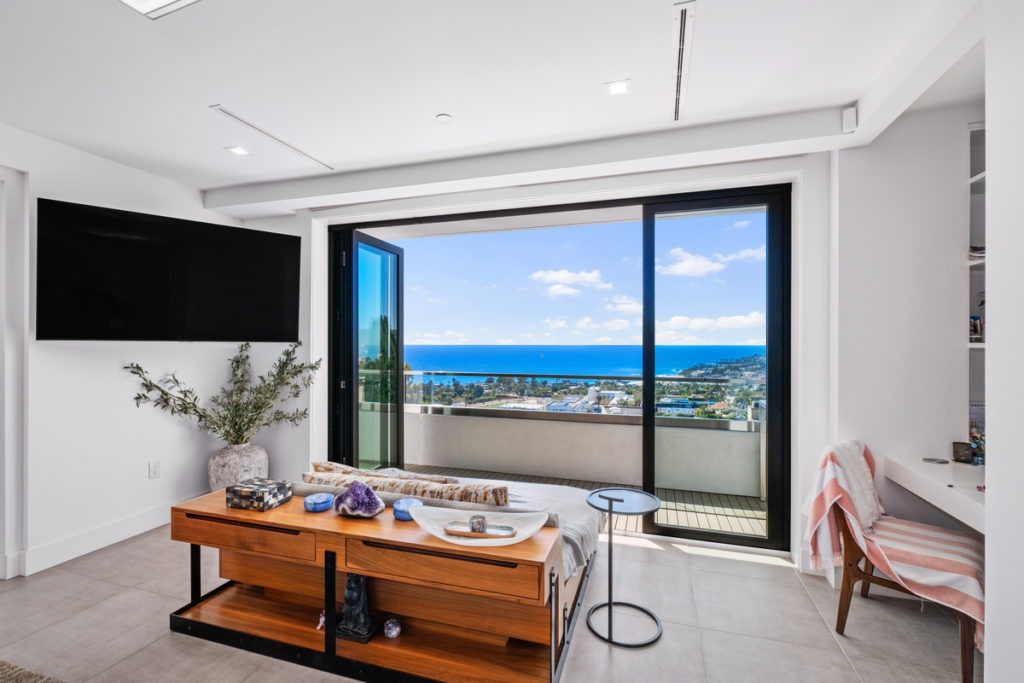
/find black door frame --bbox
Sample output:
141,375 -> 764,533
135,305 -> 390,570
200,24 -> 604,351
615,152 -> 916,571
641,185 -> 791,550
328,228 -> 404,469
328,184 -> 790,550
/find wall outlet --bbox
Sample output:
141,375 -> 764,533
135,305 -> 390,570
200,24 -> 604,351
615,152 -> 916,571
148,460 -> 160,479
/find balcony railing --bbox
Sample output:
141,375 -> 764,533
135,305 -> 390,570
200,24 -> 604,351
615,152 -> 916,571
403,370 -> 763,432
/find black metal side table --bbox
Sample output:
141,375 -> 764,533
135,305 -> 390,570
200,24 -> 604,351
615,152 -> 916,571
586,487 -> 663,648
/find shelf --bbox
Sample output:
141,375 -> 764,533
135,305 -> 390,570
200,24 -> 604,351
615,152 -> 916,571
176,584 -> 551,682
969,170 -> 986,185
969,342 -> 985,350
968,258 -> 986,268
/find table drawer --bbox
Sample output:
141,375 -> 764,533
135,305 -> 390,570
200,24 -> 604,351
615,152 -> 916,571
171,510 -> 315,562
345,538 -> 540,601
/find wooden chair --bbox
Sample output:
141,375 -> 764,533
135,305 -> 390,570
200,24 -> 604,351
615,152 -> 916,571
833,510 -> 978,683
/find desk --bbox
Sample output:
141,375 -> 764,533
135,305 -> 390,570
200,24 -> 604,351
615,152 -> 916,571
883,453 -> 985,533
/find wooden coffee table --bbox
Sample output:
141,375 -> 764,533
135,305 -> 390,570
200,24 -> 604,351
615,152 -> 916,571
169,491 -> 590,682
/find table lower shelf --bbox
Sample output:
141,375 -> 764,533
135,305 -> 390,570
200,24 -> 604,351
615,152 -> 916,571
172,583 -> 552,682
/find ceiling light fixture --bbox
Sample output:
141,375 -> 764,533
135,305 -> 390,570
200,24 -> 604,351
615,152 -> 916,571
225,146 -> 251,156
606,79 -> 632,96
209,104 -> 335,171
435,113 -> 454,123
118,0 -> 204,20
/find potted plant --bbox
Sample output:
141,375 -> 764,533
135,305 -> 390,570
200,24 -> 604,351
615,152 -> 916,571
125,342 -> 321,490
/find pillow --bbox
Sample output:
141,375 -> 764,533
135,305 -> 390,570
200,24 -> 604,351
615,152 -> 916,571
301,471 -> 508,507
310,461 -> 459,484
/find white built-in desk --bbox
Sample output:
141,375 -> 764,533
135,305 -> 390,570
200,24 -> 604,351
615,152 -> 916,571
884,453 -> 985,533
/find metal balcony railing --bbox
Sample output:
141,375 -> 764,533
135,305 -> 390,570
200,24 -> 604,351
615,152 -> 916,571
400,370 -> 764,432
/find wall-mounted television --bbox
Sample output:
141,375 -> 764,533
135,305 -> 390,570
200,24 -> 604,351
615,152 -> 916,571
36,198 -> 301,341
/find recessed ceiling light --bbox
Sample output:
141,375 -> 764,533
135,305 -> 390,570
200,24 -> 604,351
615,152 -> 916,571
118,0 -> 204,20
435,113 -> 454,123
225,146 -> 251,156
606,79 -> 632,96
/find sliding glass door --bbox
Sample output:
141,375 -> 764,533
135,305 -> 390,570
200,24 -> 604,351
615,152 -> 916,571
643,187 -> 790,549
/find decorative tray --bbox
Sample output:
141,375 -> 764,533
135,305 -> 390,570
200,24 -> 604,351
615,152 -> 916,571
408,507 -> 548,547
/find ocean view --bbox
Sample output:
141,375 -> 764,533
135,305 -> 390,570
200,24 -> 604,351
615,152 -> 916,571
404,344 -> 766,378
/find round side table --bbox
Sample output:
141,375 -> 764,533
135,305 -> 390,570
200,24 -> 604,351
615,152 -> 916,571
586,487 -> 663,648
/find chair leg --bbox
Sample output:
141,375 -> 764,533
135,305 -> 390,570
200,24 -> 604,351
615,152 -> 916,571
835,560 -> 857,635
860,559 -> 874,598
958,613 -> 975,683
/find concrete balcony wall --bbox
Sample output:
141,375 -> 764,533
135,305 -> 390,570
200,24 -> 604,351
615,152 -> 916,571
404,411 -> 761,496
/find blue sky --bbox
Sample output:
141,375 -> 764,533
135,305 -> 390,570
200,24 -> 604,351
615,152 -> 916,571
391,208 -> 766,345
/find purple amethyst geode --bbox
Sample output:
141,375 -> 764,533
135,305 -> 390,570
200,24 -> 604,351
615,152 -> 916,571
333,480 -> 385,518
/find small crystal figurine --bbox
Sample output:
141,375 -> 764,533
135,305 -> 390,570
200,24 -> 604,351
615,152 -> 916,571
469,515 -> 487,533
384,618 -> 401,639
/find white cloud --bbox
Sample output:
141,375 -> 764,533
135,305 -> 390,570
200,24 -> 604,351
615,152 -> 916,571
604,319 -> 631,331
656,244 -> 766,277
594,336 -> 613,344
656,248 -> 725,277
407,330 -> 470,345
715,245 -> 766,263
657,311 -> 765,331
605,295 -> 643,315
655,330 -> 704,344
545,284 -> 582,297
724,219 -> 753,231
744,337 -> 767,345
575,316 -> 601,329
530,269 -> 613,290
495,338 -> 517,344
543,318 -> 568,329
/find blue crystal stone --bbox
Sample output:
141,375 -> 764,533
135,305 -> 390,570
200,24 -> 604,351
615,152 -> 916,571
392,498 -> 423,521
304,492 -> 335,513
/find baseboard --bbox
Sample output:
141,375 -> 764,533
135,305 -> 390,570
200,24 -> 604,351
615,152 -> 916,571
1,550 -> 26,579
22,490 -> 207,575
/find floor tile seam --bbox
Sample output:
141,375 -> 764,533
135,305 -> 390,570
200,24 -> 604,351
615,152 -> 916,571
689,565 -> 808,591
796,573 -> 867,682
793,573 -> 964,679
696,623 -> 858,660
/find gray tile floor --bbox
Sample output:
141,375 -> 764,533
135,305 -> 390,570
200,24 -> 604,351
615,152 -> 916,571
0,526 -> 980,682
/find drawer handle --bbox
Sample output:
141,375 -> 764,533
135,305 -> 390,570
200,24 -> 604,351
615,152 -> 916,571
185,512 -> 301,535
361,541 -> 518,568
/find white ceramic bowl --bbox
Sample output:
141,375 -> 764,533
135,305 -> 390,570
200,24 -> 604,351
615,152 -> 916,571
408,506 -> 549,547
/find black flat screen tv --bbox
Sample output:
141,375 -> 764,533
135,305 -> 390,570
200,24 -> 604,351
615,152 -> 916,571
37,198 -> 301,341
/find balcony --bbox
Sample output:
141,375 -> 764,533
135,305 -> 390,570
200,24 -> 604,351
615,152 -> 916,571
399,371 -> 767,537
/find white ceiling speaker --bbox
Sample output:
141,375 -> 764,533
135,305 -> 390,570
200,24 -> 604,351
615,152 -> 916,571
118,0 -> 203,20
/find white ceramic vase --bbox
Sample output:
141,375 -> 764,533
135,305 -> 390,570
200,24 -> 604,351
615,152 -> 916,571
208,442 -> 269,490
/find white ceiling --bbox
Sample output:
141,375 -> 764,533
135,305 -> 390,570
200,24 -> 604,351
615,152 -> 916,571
0,0 -> 983,216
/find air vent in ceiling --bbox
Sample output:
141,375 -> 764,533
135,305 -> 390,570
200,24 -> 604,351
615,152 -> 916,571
673,1 -> 696,122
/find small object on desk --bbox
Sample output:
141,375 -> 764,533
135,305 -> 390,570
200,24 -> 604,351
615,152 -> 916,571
336,573 -> 375,644
316,609 -> 325,631
333,480 -> 385,518
921,457 -> 949,464
392,498 -> 423,521
952,441 -> 973,463
947,484 -> 986,492
225,477 -> 293,511
443,521 -> 517,539
383,618 -> 402,639
469,514 -> 487,533
303,492 -> 335,512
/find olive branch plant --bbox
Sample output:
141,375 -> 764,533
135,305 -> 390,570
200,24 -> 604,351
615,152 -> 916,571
125,342 -> 321,446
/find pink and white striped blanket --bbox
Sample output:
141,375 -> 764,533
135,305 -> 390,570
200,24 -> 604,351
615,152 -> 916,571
804,440 -> 985,650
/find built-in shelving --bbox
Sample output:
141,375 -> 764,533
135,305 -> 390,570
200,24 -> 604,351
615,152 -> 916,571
967,122 -> 985,465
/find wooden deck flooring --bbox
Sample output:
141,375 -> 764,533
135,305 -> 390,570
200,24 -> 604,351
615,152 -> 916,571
405,464 -> 766,538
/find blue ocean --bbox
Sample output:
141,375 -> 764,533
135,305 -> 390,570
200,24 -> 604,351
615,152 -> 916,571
404,345 -> 765,378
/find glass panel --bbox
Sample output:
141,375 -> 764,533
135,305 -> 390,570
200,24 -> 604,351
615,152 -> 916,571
653,206 -> 768,538
357,241 -> 401,469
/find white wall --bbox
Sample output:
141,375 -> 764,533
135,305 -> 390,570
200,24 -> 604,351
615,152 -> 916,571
833,104 -> 982,532
981,0 -> 1023,677
0,123 -> 313,575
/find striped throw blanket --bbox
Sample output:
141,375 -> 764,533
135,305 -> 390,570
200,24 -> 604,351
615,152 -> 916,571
804,440 -> 985,650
